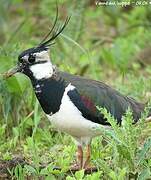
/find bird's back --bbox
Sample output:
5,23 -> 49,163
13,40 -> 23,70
59,71 -> 145,125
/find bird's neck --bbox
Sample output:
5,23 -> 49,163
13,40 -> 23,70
31,75 -> 66,115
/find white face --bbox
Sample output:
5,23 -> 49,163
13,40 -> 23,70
30,61 -> 53,80
30,51 -> 53,80
20,50 -> 54,80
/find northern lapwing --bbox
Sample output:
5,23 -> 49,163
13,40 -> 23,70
4,12 -> 151,170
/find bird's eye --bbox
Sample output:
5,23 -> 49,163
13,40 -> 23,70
28,54 -> 36,63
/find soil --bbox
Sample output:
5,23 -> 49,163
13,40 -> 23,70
0,157 -> 98,179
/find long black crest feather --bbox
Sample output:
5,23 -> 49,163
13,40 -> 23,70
38,7 -> 70,49
38,6 -> 59,46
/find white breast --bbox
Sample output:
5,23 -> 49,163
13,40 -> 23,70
46,84 -> 102,139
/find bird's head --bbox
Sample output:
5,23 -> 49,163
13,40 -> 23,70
4,10 -> 70,80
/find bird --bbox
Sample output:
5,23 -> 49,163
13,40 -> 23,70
4,12 -> 151,170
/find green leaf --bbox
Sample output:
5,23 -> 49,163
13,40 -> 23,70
45,175 -> 56,180
24,165 -> 37,175
109,170 -> 117,180
6,77 -> 22,93
138,168 -> 150,180
85,171 -> 102,180
118,168 -> 127,180
137,138 -> 151,166
66,176 -> 76,180
75,169 -> 85,179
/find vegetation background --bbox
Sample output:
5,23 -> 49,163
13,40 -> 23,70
0,0 -> 151,179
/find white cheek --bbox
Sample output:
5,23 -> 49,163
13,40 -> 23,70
30,62 -> 53,80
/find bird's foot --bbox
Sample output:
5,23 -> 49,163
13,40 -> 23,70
70,161 -> 97,174
70,163 -> 97,173
70,163 -> 81,171
83,164 -> 97,172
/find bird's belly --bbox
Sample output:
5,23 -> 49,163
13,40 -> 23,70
47,112 -> 101,138
46,83 -> 110,138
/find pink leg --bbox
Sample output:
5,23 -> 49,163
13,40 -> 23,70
83,144 -> 91,169
77,145 -> 83,169
70,145 -> 83,170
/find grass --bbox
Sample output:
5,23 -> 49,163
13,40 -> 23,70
0,0 -> 151,179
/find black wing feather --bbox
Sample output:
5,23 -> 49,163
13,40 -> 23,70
67,89 -> 110,125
